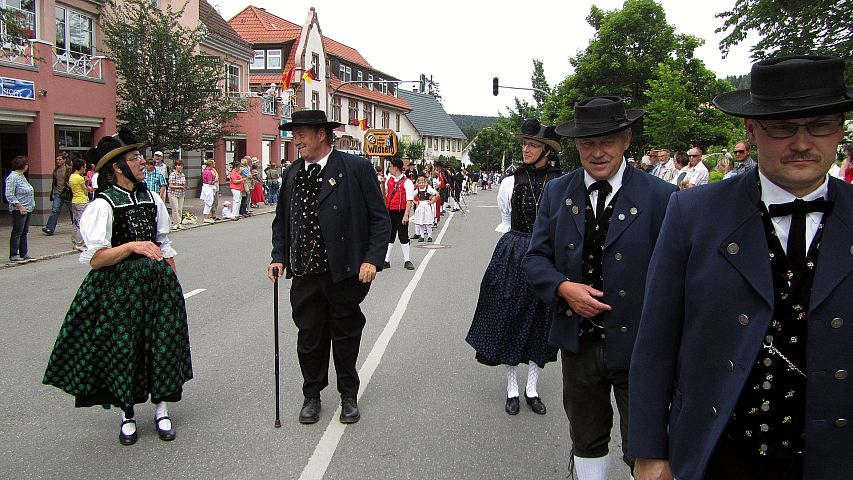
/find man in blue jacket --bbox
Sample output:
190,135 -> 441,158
268,110 -> 390,425
523,97 -> 677,479
630,56 -> 853,480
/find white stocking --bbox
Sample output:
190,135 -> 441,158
526,363 -> 540,398
385,243 -> 394,262
573,454 -> 611,480
506,365 -> 519,398
155,401 -> 171,430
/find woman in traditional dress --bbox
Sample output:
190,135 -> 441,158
250,158 -> 266,207
43,129 -> 193,446
466,119 -> 562,415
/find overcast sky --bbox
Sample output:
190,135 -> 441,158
214,0 -> 758,116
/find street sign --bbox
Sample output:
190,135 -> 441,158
363,129 -> 398,157
0,76 -> 34,100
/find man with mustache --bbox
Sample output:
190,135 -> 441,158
630,56 -> 853,480
523,97 -> 677,479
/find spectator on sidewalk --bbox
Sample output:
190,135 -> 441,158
200,159 -> 219,222
240,157 -> 252,216
69,157 -> 89,251
5,155 -> 36,263
250,158 -> 266,207
43,152 -> 72,236
144,159 -> 167,199
168,160 -> 186,229
228,160 -> 244,218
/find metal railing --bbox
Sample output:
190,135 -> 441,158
52,49 -> 104,80
0,34 -> 33,66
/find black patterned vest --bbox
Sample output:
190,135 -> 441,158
724,198 -> 828,459
579,188 -> 621,338
97,185 -> 158,261
289,164 -> 328,276
510,166 -> 560,234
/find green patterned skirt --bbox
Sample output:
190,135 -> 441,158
43,257 -> 193,410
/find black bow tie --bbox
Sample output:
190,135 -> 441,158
587,181 -> 612,218
306,163 -> 321,178
767,198 -> 833,217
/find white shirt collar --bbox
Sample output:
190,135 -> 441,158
305,149 -> 332,171
583,158 -> 627,192
759,169 -> 828,206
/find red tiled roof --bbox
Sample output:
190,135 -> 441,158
199,0 -> 252,51
323,37 -> 372,70
228,6 -> 301,43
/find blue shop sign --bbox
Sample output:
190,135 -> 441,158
0,77 -> 35,100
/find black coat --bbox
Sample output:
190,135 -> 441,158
271,150 -> 391,283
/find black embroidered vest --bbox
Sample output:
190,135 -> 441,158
289,165 -> 328,275
98,185 -> 158,261
725,200 -> 827,459
510,167 -> 560,234
579,188 -> 621,337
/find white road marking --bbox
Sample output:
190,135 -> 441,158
298,212 -> 457,480
183,289 -> 206,299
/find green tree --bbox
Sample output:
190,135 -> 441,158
644,63 -> 696,150
101,0 -> 237,152
467,127 -> 516,172
716,0 -> 852,64
400,139 -> 425,161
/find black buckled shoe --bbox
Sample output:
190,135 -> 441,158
505,396 -> 520,415
525,394 -> 546,415
383,261 -> 391,269
339,397 -> 360,424
299,397 -> 321,424
119,419 -> 137,446
155,416 -> 176,441
404,261 -> 415,270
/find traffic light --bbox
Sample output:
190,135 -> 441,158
492,77 -> 499,96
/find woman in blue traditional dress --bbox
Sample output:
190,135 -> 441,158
466,119 -> 562,415
43,129 -> 193,446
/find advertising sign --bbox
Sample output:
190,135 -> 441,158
363,129 -> 398,157
0,77 -> 35,100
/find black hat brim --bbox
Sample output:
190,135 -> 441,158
279,121 -> 343,131
712,88 -> 853,119
514,134 -> 562,152
94,143 -> 144,172
555,110 -> 644,138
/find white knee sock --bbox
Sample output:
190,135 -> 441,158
401,243 -> 411,261
573,454 -> 611,480
425,224 -> 433,238
526,364 -> 540,398
506,365 -> 519,398
120,410 -> 136,435
155,401 -> 171,430
415,224 -> 422,237
385,243 -> 394,262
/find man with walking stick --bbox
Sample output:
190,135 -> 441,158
268,110 -> 390,425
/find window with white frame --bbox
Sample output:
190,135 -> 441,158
55,5 -> 94,58
2,0 -> 36,40
367,73 -> 373,90
311,91 -> 319,111
340,64 -> 351,82
395,114 -> 400,132
363,103 -> 373,127
251,50 -> 264,69
356,71 -> 363,87
332,95 -> 341,122
381,111 -> 389,129
348,99 -> 358,123
225,63 -> 240,93
267,49 -> 281,69
377,78 -> 387,94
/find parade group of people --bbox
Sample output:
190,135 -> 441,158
34,53 -> 853,480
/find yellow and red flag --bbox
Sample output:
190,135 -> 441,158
282,68 -> 293,90
359,119 -> 368,130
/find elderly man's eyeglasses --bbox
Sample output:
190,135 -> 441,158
756,119 -> 843,139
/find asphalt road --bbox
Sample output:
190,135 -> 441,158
0,188 -> 630,479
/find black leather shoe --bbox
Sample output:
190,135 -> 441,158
155,416 -> 176,441
410,234 -> 420,240
383,261 -> 391,269
299,397 -> 321,424
418,236 -> 425,242
525,394 -> 547,415
404,261 -> 415,270
505,396 -> 520,415
119,419 -> 137,446
340,397 -> 360,424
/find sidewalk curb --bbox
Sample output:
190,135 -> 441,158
1,209 -> 276,270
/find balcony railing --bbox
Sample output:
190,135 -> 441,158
0,35 -> 33,67
225,91 -> 283,116
261,96 -> 277,116
52,49 -> 104,80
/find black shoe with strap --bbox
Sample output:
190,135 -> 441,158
155,416 -> 176,441
119,419 -> 137,446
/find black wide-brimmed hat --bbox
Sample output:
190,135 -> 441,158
713,55 -> 853,119
279,109 -> 342,131
555,96 -> 644,138
89,128 -> 145,172
514,118 -> 562,152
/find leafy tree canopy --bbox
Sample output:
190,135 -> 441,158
101,0 -> 238,152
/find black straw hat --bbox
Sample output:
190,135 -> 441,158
514,119 -> 562,152
555,96 -> 644,138
89,128 -> 144,172
279,109 -> 342,131
713,55 -> 853,119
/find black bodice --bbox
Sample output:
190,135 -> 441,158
510,166 -> 561,233
97,185 -> 158,248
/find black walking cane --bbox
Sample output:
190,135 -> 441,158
272,266 -> 282,428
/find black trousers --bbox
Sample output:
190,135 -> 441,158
291,272 -> 370,398
388,209 -> 409,244
705,434 -> 804,480
561,336 -> 633,468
